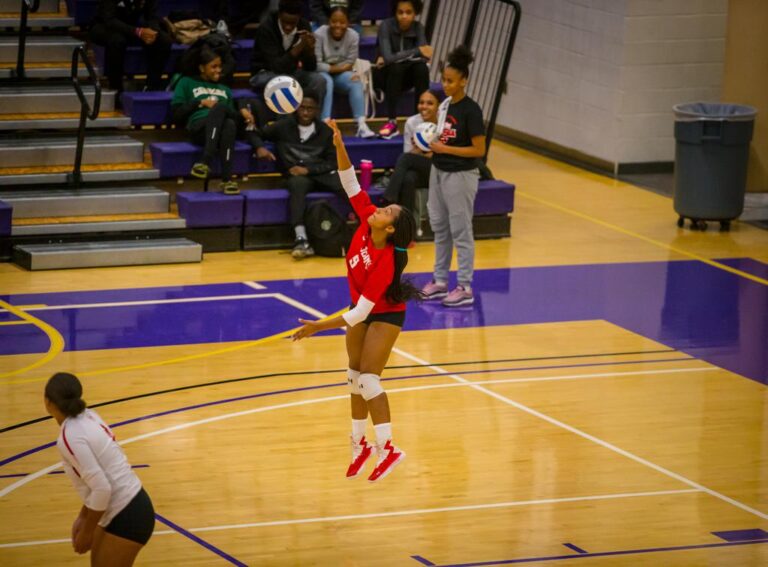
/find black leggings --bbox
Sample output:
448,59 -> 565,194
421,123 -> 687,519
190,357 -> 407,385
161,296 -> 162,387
287,172 -> 344,227
189,104 -> 237,181
384,152 -> 431,213
374,61 -> 430,120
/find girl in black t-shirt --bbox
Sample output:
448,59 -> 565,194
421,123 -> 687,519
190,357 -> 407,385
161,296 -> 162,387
422,46 -> 486,307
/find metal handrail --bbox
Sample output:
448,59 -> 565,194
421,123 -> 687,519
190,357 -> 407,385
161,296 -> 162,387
15,0 -> 41,79
69,45 -> 101,188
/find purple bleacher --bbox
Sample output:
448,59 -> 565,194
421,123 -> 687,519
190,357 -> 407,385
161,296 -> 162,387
68,0 -> 204,26
0,200 -> 11,237
122,89 -> 255,126
360,1 -> 394,21
176,191 -> 245,228
475,180 -> 516,215
150,136 -> 404,178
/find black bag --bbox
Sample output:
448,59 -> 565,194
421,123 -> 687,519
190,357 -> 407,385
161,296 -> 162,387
304,201 -> 353,257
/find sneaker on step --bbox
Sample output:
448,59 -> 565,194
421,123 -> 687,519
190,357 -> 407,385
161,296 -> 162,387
346,435 -> 374,479
368,440 -> 406,482
220,180 -> 239,195
378,120 -> 398,139
291,238 -> 314,259
191,162 -> 210,179
421,280 -> 448,300
442,285 -> 474,307
356,122 -> 376,138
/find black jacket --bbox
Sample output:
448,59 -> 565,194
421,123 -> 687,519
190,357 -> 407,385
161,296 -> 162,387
93,0 -> 160,35
377,17 -> 428,65
251,11 -> 317,75
250,116 -> 337,176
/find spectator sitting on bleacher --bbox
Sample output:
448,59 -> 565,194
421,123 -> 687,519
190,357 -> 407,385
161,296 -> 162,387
247,90 -> 343,260
314,7 -> 375,138
383,89 -> 441,213
89,0 -> 172,97
373,0 -> 431,139
310,0 -> 364,30
250,0 -> 326,108
172,46 -> 248,195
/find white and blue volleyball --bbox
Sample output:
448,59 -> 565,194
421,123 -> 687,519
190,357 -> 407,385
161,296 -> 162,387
264,76 -> 303,114
414,121 -> 438,152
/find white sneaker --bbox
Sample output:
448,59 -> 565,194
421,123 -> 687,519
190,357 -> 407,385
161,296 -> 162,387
356,122 -> 376,139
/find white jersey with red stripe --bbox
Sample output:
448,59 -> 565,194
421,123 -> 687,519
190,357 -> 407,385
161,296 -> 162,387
57,409 -> 142,527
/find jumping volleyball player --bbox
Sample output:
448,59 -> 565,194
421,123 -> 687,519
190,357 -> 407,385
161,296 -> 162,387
292,119 -> 420,482
44,373 -> 154,565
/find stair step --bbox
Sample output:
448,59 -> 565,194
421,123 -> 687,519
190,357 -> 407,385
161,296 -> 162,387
0,111 -> 130,130
0,135 -> 144,167
0,165 -> 160,186
13,238 -> 202,270
0,14 -> 74,28
0,36 -> 82,63
0,0 -> 59,12
0,62 -> 93,79
0,86 -> 116,114
12,216 -> 186,235
0,187 -> 170,218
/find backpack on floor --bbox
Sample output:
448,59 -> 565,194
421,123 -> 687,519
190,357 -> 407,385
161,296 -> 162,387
304,200 -> 353,257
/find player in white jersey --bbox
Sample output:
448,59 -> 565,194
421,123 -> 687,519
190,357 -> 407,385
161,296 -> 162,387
45,372 -> 154,566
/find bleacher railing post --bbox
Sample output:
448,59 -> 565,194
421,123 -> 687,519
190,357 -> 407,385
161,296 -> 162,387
15,0 -> 41,80
68,45 -> 101,189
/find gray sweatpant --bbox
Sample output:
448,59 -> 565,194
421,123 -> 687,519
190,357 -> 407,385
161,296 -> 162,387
427,166 -> 480,286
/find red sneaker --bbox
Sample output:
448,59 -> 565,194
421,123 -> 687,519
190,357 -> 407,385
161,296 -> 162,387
346,435 -> 374,479
367,440 -> 406,482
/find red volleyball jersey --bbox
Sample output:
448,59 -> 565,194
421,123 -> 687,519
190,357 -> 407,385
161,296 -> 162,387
346,191 -> 406,314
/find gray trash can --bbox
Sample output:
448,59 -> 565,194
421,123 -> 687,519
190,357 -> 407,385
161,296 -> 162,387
673,102 -> 757,231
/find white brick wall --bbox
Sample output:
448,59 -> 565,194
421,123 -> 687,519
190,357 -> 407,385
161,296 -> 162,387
496,0 -> 728,167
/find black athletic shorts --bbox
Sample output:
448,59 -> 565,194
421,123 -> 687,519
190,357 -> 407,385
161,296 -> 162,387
105,488 -> 155,545
350,304 -> 406,327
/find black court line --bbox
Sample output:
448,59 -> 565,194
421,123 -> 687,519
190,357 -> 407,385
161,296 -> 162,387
0,348 -> 677,434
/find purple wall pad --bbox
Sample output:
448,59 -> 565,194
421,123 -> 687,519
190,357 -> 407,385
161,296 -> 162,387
0,199 -> 11,237
243,189 -> 291,225
2,259 -> 766,384
712,529 -> 768,542
176,192 -> 245,228
475,180 -> 515,215
150,141 -> 254,178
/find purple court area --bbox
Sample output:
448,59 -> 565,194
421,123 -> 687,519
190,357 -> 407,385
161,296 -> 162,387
1,258 -> 767,384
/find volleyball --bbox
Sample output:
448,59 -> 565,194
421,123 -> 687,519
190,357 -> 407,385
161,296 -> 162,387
413,121 -> 438,152
264,76 -> 303,114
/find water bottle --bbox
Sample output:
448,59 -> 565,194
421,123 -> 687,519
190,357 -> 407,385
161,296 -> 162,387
359,159 -> 373,192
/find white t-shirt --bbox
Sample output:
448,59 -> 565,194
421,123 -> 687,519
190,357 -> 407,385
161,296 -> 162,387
298,122 -> 317,142
57,409 -> 142,527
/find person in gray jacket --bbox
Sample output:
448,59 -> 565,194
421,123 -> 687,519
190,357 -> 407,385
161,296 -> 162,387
373,0 -> 432,139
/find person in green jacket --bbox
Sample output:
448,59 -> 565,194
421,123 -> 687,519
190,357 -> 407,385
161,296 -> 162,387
172,46 -> 249,194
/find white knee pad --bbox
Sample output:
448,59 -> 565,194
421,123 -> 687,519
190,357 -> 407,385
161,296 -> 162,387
347,369 -> 360,395
358,373 -> 384,401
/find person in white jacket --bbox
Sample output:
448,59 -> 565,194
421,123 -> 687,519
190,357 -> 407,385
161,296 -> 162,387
45,372 -> 154,566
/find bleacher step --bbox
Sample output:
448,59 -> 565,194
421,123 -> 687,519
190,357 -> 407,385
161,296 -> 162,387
0,0 -> 58,11
12,216 -> 186,236
0,187 -> 170,218
0,36 -> 82,63
0,113 -> 131,131
13,238 -> 202,270
0,135 -> 144,167
0,167 -> 160,186
0,14 -> 74,28
0,86 -> 117,114
0,64 -> 93,79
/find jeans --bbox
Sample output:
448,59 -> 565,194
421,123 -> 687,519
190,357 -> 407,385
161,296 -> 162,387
319,71 -> 365,120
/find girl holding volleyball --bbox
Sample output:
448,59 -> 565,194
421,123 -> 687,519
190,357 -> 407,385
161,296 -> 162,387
422,45 -> 486,307
44,372 -> 154,565
292,119 -> 420,482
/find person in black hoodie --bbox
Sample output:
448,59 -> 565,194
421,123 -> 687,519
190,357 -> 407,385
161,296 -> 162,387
247,90 -> 342,259
89,0 -> 172,95
250,0 -> 326,107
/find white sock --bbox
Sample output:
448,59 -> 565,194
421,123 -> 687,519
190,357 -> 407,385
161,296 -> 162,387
294,225 -> 307,240
352,419 -> 367,443
374,422 -> 392,446
357,117 -> 367,127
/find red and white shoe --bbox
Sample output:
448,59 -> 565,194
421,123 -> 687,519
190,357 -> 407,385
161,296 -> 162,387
346,435 -> 374,479
368,440 -> 406,482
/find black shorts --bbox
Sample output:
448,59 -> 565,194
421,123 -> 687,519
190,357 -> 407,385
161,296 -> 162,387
350,305 -> 406,327
105,488 -> 155,545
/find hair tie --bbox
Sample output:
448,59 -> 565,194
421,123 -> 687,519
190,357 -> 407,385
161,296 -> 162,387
395,246 -> 408,252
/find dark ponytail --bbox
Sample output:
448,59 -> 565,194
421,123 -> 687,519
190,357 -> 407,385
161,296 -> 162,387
385,206 -> 423,304
446,44 -> 474,78
45,372 -> 86,418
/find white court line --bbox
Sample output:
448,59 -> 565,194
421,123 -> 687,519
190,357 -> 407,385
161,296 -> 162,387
0,488 -> 701,549
0,293 -> 278,312
0,365 -> 716,500
242,281 -> 266,290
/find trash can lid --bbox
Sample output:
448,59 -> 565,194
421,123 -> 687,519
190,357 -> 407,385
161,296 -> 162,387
674,102 -> 757,121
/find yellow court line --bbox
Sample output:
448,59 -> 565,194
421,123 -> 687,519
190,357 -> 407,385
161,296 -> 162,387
0,320 -> 33,326
2,308 -> 348,386
517,191 -> 768,287
0,300 -> 65,380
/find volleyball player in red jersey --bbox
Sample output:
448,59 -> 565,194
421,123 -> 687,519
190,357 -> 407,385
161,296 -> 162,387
293,119 -> 421,482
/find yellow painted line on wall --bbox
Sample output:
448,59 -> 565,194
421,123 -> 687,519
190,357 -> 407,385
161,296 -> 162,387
0,300 -> 64,380
517,191 -> 768,287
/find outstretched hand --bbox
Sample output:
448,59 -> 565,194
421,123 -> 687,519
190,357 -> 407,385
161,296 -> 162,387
325,118 -> 343,147
292,318 -> 325,341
